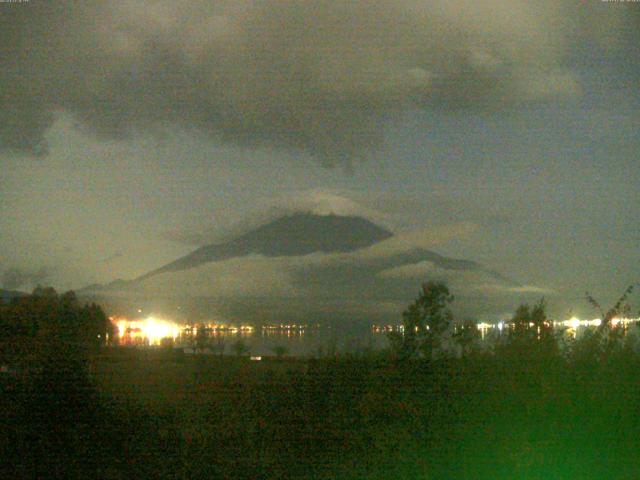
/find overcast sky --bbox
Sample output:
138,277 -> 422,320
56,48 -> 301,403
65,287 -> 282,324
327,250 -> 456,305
1,1 -> 638,315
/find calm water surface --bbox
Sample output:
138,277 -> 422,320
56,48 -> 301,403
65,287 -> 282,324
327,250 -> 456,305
114,321 -> 640,357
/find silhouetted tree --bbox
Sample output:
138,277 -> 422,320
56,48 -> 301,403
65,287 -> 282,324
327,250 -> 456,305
193,323 -> 210,354
390,281 -> 454,360
79,302 -> 115,348
453,320 -> 481,356
587,285 -> 634,329
0,288 -> 113,364
32,285 -> 57,299
510,303 -> 533,343
0,289 -> 121,477
502,299 -> 555,358
581,285 -> 636,360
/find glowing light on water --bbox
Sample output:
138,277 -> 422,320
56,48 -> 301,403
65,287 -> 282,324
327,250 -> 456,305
113,316 -> 181,346
477,322 -> 492,339
110,317 -> 259,346
370,316 -> 639,338
554,316 -> 635,329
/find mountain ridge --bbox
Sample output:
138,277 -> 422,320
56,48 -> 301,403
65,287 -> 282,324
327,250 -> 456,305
75,212 -> 535,322
136,213 -> 394,281
80,213 -> 519,306
0,288 -> 28,302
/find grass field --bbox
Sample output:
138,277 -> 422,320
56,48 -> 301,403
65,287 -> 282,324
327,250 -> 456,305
84,346 -> 640,479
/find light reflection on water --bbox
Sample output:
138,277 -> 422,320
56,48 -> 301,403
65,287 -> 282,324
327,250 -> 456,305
111,316 -> 640,356
112,317 -> 385,355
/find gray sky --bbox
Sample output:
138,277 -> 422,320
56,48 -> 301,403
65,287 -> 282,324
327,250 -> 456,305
1,0 -> 638,316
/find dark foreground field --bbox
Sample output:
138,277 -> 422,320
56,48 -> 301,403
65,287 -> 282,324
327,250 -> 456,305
3,289 -> 640,479
5,345 -> 640,480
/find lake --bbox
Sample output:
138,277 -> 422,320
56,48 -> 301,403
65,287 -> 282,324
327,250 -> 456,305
112,316 -> 640,357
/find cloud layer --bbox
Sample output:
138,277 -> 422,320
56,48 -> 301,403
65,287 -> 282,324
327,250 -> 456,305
3,0 -> 633,165
97,218 -> 549,323
165,188 -> 389,246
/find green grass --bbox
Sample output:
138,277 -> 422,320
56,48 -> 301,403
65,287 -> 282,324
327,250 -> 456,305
82,347 -> 640,479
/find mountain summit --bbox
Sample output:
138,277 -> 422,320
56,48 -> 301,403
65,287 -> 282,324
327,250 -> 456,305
81,212 -> 533,322
137,213 -> 393,281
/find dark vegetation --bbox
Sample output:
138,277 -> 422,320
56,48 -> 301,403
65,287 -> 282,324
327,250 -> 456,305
1,284 -> 639,479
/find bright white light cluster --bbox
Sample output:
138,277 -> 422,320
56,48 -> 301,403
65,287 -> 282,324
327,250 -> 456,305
188,324 -> 254,334
556,317 -> 601,329
372,317 -> 640,336
554,317 -> 639,329
113,316 -> 181,346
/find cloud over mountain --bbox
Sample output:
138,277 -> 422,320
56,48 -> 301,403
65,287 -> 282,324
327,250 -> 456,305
84,212 -> 549,322
165,189 -> 388,246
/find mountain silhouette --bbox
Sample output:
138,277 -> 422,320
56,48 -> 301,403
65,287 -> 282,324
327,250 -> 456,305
80,213 -> 526,323
0,289 -> 28,302
136,213 -> 393,281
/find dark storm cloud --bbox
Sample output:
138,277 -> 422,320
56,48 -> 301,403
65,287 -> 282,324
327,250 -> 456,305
0,1 -> 637,165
